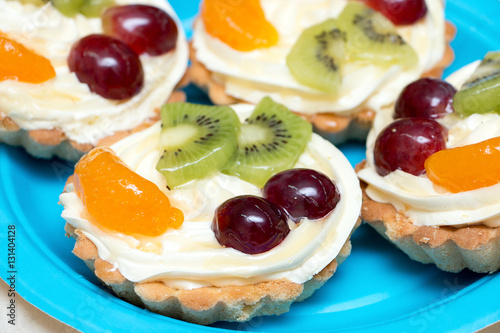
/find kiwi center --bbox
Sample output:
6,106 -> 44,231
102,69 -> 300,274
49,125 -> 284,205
240,124 -> 272,148
160,124 -> 199,149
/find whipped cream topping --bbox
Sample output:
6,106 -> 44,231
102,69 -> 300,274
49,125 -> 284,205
358,61 -> 500,228
192,0 -> 445,114
60,104 -> 362,289
0,0 -> 188,144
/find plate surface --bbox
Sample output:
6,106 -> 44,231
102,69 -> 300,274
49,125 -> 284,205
1,0 -> 500,332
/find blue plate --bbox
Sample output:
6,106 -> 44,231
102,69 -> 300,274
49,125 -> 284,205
1,0 -> 500,332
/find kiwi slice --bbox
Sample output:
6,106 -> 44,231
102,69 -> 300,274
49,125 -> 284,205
156,103 -> 240,189
222,97 -> 312,188
79,0 -> 115,18
51,0 -> 86,17
337,2 -> 418,68
286,19 -> 345,94
16,0 -> 48,6
453,51 -> 500,116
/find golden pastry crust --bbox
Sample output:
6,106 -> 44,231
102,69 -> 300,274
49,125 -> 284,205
0,87 -> 187,161
65,223 -> 354,325
189,22 -> 456,144
356,162 -> 500,273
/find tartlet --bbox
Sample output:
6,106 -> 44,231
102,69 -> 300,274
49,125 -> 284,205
0,0 -> 188,161
60,102 -> 362,324
190,0 -> 455,144
357,61 -> 500,273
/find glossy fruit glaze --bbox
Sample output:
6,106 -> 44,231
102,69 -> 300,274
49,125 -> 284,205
74,147 -> 184,237
201,0 -> 278,51
68,34 -> 144,100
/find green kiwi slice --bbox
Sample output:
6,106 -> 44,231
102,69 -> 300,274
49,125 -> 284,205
79,0 -> 115,18
51,0 -> 86,17
453,51 -> 500,116
222,97 -> 312,188
286,19 -> 345,94
337,2 -> 418,68
16,0 -> 48,6
156,103 -> 240,189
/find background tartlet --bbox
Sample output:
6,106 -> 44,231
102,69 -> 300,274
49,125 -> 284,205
0,0 -> 189,161
357,59 -> 500,273
190,0 -> 455,144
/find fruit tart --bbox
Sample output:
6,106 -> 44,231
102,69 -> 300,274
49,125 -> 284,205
0,0 -> 188,161
357,51 -> 500,273
190,0 -> 455,144
60,98 -> 362,324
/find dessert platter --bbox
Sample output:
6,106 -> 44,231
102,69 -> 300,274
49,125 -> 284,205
0,0 -> 500,332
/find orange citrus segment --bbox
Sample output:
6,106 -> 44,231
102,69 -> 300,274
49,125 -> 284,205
201,0 -> 278,51
74,147 -> 184,237
425,137 -> 500,193
0,34 -> 56,84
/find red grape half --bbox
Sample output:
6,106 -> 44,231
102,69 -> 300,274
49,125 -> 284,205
263,169 -> 340,222
361,0 -> 427,25
395,78 -> 457,119
102,5 -> 178,56
68,34 -> 144,100
374,118 -> 446,176
212,195 -> 290,254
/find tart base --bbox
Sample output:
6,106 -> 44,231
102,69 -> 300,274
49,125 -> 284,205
65,223 -> 354,325
357,163 -> 500,273
0,89 -> 186,162
189,22 -> 456,145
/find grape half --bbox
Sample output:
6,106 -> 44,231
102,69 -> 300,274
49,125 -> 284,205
394,78 -> 456,119
361,0 -> 427,25
212,195 -> 290,254
263,169 -> 340,222
374,118 -> 446,176
102,5 -> 178,56
68,34 -> 144,100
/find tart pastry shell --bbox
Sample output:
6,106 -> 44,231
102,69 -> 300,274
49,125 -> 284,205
65,223 -> 354,325
358,163 -> 500,273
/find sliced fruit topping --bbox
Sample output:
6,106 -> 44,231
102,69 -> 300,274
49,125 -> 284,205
102,5 -> 178,56
222,97 -> 312,188
337,2 -> 418,67
360,0 -> 428,25
425,137 -> 500,193
79,0 -> 115,18
74,147 -> 184,237
394,78 -> 456,119
51,0 -> 85,17
263,169 -> 340,222
68,34 -> 144,100
453,51 -> 500,116
374,118 -> 446,176
212,195 -> 290,254
18,0 -> 48,6
0,34 -> 55,84
51,0 -> 114,18
156,103 -> 240,189
201,0 -> 278,51
286,19 -> 345,94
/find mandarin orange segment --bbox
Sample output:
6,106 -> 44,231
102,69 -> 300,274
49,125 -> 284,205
0,34 -> 56,84
425,137 -> 500,193
74,147 -> 184,237
201,0 -> 278,51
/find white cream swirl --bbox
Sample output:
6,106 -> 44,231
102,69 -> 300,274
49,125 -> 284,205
60,104 -> 362,289
0,0 -> 188,144
358,61 -> 500,228
192,0 -> 445,114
